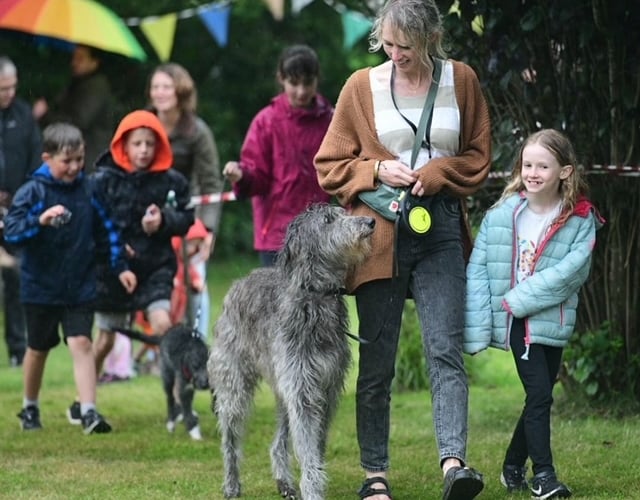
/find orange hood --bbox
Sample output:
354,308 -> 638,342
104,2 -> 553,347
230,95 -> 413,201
110,110 -> 173,173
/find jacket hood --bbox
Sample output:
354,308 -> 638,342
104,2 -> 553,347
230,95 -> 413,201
272,92 -> 333,120
110,110 -> 173,173
185,218 -> 209,241
574,196 -> 606,229
32,163 -> 85,186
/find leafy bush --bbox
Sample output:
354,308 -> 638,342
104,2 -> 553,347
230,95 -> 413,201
560,321 -> 640,410
393,301 -> 429,392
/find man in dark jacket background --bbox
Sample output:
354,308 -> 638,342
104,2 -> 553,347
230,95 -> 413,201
0,55 -> 42,367
32,45 -> 114,172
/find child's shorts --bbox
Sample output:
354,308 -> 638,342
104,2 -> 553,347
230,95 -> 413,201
24,303 -> 94,351
95,299 -> 170,332
95,311 -> 131,332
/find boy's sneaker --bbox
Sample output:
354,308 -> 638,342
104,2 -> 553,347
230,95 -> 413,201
500,464 -> 529,492
81,409 -> 112,435
66,401 -> 82,425
17,405 -> 42,430
530,471 -> 572,499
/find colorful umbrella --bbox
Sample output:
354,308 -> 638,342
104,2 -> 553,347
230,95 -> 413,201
0,0 -> 147,61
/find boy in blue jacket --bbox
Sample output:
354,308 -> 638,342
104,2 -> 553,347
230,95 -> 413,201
4,123 -> 135,434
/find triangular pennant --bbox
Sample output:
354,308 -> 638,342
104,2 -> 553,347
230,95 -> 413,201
291,0 -> 314,15
262,0 -> 285,21
198,3 -> 232,47
140,13 -> 178,61
341,10 -> 373,51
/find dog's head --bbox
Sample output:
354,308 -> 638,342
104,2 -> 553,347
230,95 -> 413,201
278,203 -> 375,275
183,336 -> 210,390
167,324 -> 210,390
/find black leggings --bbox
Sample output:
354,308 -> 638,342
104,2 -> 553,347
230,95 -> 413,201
504,318 -> 563,476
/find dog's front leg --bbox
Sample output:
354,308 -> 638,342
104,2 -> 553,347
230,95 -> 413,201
162,367 -> 179,433
178,376 -> 201,440
287,397 -> 328,500
271,396 -> 297,499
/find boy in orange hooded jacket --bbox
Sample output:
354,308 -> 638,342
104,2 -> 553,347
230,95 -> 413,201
66,110 -> 194,424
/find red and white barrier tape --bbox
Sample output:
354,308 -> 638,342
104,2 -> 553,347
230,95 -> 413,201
488,165 -> 640,179
188,191 -> 236,207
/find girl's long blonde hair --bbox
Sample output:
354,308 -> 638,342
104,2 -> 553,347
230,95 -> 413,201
497,129 -> 588,223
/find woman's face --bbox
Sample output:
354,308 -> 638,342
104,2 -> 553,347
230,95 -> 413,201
381,21 -> 421,74
149,71 -> 178,113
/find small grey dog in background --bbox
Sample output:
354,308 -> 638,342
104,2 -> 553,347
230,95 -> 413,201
115,323 -> 209,440
208,204 -> 375,500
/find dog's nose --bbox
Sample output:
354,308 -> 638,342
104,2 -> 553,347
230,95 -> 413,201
367,218 -> 376,228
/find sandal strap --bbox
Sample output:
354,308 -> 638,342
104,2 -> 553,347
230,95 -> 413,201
358,476 -> 392,499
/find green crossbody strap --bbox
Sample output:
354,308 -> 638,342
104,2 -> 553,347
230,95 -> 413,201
410,57 -> 442,169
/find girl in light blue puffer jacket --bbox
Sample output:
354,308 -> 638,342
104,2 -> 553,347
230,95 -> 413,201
464,129 -> 604,499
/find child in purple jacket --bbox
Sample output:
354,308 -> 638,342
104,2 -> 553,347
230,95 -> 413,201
223,44 -> 333,266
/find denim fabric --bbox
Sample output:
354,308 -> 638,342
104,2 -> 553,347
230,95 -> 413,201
355,194 -> 469,471
505,318 -> 563,476
2,265 -> 26,362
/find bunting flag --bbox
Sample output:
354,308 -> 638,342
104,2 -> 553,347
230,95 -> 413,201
198,3 -> 231,47
140,12 -> 178,61
292,0 -> 315,15
341,10 -> 373,51
262,0 -> 285,21
125,0 -> 373,61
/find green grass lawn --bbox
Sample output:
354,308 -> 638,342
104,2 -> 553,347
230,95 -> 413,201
1,257 -> 639,499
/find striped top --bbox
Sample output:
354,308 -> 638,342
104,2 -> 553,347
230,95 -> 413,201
370,59 -> 460,169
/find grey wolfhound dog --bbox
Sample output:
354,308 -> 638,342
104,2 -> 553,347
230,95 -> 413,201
114,323 -> 209,440
208,204 -> 375,500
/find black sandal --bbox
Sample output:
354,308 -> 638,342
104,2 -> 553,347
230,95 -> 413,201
358,476 -> 393,499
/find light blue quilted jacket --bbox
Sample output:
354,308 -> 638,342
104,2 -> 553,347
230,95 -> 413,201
464,193 -> 604,355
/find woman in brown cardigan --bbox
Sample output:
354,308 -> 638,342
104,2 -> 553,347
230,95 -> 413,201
314,1 -> 491,499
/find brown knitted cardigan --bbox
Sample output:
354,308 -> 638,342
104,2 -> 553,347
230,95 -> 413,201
314,59 -> 492,292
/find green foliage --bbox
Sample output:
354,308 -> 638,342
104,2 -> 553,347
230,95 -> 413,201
561,321 -> 640,410
393,301 -> 429,392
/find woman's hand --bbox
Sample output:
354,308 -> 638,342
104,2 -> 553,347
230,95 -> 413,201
377,159 -> 419,188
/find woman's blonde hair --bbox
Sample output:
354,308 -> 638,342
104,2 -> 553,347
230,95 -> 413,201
498,129 -> 588,222
369,0 -> 447,67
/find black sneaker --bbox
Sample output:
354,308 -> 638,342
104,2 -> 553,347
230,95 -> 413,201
66,401 -> 82,425
530,471 -> 572,499
501,464 -> 528,492
81,409 -> 112,435
17,405 -> 42,430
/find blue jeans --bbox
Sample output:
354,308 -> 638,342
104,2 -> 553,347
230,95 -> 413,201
505,318 -> 563,476
355,194 -> 469,472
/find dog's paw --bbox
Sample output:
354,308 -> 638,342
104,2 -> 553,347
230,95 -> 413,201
189,424 -> 202,440
276,479 -> 297,500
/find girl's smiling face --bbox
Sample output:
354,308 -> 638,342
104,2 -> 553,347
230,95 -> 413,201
521,142 -> 572,201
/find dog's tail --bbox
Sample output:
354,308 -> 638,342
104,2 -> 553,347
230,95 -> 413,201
110,327 -> 162,346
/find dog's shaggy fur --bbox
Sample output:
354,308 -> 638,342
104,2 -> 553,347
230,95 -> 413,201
208,204 -> 375,500
115,323 -> 209,440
